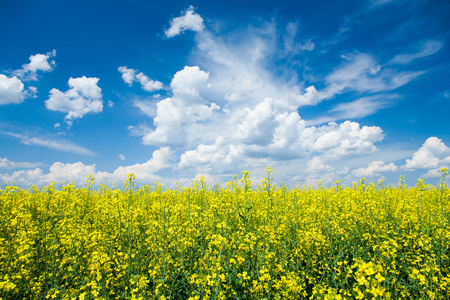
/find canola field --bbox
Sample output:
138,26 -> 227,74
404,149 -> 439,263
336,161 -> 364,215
1,168 -> 449,299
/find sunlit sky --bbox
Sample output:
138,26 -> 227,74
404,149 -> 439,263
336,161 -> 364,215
1,0 -> 449,188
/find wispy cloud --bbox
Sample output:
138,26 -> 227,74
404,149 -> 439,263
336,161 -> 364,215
1,131 -> 96,156
369,0 -> 394,8
133,99 -> 157,117
390,40 -> 443,65
306,94 -> 398,126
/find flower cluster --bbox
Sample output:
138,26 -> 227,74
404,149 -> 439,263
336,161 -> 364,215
0,169 -> 449,299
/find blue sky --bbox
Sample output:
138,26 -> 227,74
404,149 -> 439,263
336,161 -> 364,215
1,0 -> 449,188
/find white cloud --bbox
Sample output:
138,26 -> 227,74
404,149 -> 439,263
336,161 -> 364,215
125,18 -> 394,181
45,76 -> 103,126
108,147 -> 174,181
306,156 -> 334,173
165,6 -> 204,38
0,74 -> 26,105
141,66 -> 218,147
177,137 -> 244,172
351,160 -> 398,178
0,157 -> 43,169
236,98 -> 276,143
1,148 -> 174,187
0,51 -> 50,105
48,162 -> 96,184
1,168 -> 45,186
2,131 -> 95,156
141,97 -> 220,147
118,66 -> 163,92
3,7 -> 442,189
291,53 -> 424,108
323,53 -> 423,96
224,78 -> 264,101
404,137 -> 450,170
306,94 -> 396,125
282,22 -> 315,55
171,66 -> 209,98
291,86 -> 319,106
118,66 -> 135,85
1,162 -> 95,187
301,121 -> 384,158
133,100 -> 157,117
127,124 -> 152,137
13,50 -> 56,81
421,168 -> 445,179
390,40 -> 443,65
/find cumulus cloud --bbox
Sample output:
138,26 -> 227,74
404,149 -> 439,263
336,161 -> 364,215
1,168 -> 45,187
126,15 -> 397,180
301,121 -> 384,158
141,66 -> 218,147
107,147 -> 174,181
306,156 -> 334,173
177,137 -> 243,172
1,148 -> 173,187
1,162 -> 96,187
236,98 -> 276,143
45,76 -> 103,126
420,169 -> 443,179
0,51 -> 54,105
118,66 -> 163,92
171,66 -> 210,98
0,157 -> 43,169
403,137 -> 450,170
0,74 -> 27,105
165,6 -> 204,38
351,161 -> 398,178
13,50 -> 56,81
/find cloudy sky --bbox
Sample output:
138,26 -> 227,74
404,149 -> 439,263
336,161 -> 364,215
1,0 -> 449,188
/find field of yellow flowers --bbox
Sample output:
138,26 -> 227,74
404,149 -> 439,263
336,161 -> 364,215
1,168 -> 449,299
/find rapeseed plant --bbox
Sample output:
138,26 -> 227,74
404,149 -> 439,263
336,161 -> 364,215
0,168 -> 449,299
